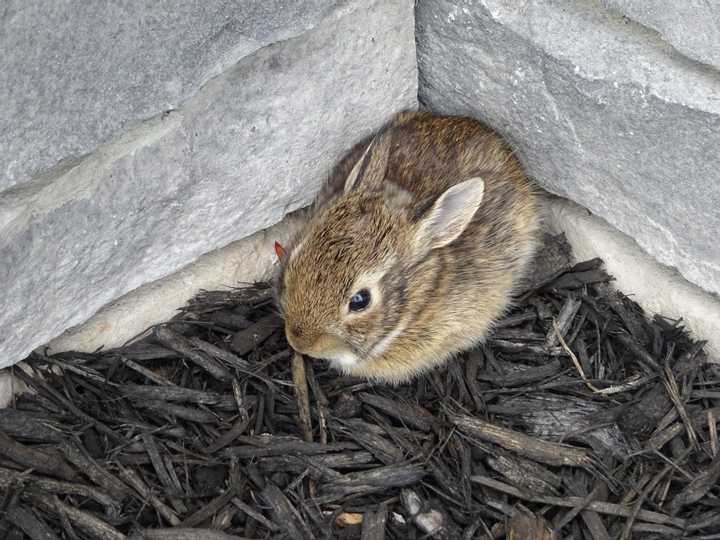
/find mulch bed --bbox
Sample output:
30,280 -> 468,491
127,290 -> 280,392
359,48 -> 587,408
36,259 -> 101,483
1,234 -> 718,540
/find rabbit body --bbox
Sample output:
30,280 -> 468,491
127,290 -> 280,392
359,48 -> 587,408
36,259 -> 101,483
276,111 -> 540,383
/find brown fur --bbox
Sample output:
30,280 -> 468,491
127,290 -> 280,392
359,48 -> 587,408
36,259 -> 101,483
275,111 -> 541,383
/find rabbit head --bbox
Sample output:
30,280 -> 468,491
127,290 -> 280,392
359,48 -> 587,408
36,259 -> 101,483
275,133 -> 485,379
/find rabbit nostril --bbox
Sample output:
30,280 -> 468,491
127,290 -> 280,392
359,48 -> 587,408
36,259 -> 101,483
291,325 -> 303,338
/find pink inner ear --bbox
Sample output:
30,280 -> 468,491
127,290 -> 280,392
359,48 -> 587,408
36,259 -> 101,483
274,241 -> 286,262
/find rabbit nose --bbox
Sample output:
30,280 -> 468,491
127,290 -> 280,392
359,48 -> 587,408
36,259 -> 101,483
286,323 -> 308,351
290,324 -> 303,339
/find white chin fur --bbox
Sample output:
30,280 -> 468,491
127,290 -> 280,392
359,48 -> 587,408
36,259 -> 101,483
325,351 -> 360,369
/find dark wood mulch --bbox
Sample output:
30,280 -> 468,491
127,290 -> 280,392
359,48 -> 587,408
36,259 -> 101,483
1,234 -> 718,540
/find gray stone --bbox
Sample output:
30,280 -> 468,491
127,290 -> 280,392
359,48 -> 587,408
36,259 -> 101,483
1,0 -> 344,190
0,0 -> 417,368
601,0 -> 720,70
417,0 -> 720,295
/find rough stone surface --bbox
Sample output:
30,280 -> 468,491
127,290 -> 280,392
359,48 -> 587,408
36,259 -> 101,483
0,0 -> 417,368
0,0 -> 344,190
47,211 -> 305,357
417,0 -> 720,296
602,0 -> 720,70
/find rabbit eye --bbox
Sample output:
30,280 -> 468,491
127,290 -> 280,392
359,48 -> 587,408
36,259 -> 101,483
349,289 -> 371,312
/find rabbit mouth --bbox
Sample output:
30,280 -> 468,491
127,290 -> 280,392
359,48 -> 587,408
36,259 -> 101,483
323,350 -> 361,369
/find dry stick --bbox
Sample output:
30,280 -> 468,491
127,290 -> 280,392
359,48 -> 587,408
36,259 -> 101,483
5,504 -> 62,540
205,415 -> 251,454
654,404 -> 681,435
315,464 -> 427,504
231,314 -> 282,356
470,476 -> 686,529
14,367 -> 124,443
710,409 -> 719,457
291,352 -> 316,497
686,512 -> 720,532
120,356 -> 174,386
59,439 -> 131,501
657,476 -> 672,509
305,362 -> 330,445
648,406 -> 720,450
154,326 -> 233,382
546,296 -> 582,348
56,504 -> 81,540
669,451 -> 720,515
122,384 -> 224,406
230,497 -> 280,532
0,430 -> 75,481
223,436 -> 356,459
118,466 -> 181,526
189,337 -> 251,371
450,414 -> 594,468
565,470 -> 611,540
579,507 -> 611,540
140,529 -> 254,540
615,333 -> 660,372
662,360 -> 698,450
32,493 -> 127,540
141,433 -> 175,491
0,408 -> 64,443
651,448 -> 694,481
141,433 -> 187,514
137,400 -> 218,424
359,393 -> 436,432
553,320 -> 601,394
163,456 -> 186,501
261,483 -> 314,540
553,485 -> 603,536
179,485 -> 237,528
593,374 -> 654,396
361,505 -> 388,540
205,378 -> 250,454
630,523 -> 685,536
0,467 -> 118,510
41,357 -> 111,386
291,353 -> 313,443
619,448 -> 691,540
231,378 -> 250,418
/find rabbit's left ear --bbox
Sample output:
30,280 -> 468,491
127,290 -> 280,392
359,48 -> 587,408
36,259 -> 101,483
344,135 -> 390,194
414,178 -> 485,251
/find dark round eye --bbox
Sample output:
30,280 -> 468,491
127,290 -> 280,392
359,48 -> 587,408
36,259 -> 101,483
349,289 -> 371,312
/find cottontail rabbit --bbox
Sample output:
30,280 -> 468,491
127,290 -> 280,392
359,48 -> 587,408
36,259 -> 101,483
275,111 -> 540,383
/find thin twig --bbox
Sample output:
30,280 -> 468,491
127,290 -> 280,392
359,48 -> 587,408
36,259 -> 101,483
554,320 -> 602,393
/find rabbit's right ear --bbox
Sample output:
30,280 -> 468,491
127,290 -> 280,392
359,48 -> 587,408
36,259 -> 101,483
414,177 -> 485,252
344,135 -> 390,194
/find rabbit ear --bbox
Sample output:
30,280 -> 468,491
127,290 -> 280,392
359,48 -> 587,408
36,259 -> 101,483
274,241 -> 287,263
415,178 -> 485,251
344,135 -> 390,194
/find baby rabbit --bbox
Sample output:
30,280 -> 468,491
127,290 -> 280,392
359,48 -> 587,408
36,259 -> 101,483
275,111 -> 540,383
